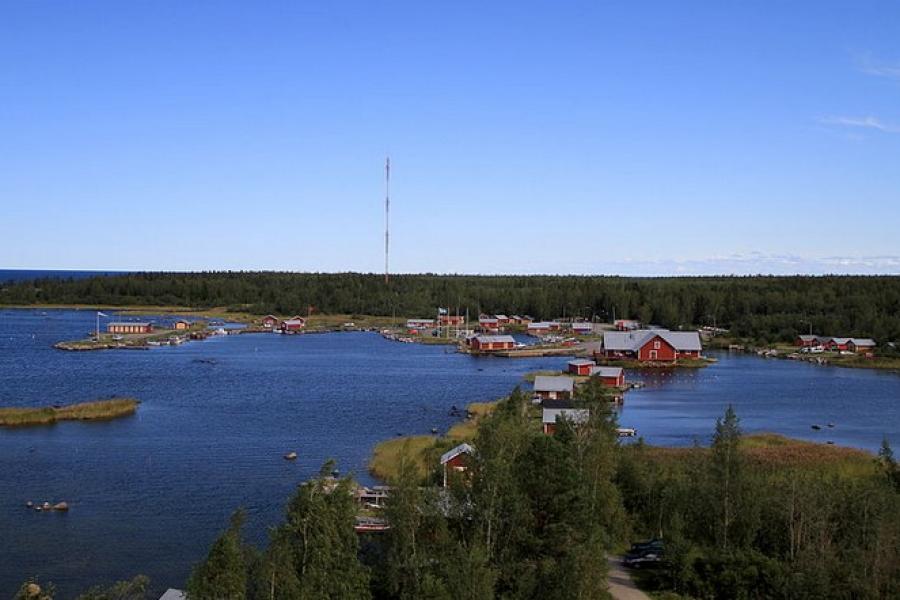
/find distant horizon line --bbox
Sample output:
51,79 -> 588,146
4,268 -> 900,279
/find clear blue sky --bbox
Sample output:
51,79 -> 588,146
2,1 -> 899,275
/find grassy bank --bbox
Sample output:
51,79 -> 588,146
636,432 -> 877,476
0,398 -> 140,427
368,400 -> 499,481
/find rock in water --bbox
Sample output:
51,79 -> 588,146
284,451 -> 298,460
53,502 -> 69,511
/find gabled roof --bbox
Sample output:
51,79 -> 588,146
109,322 -> 151,327
494,314 -> 508,319
533,375 -> 575,393
849,338 -> 876,346
159,590 -> 186,600
829,337 -> 851,344
528,321 -> 553,328
440,443 -> 475,465
479,316 -> 499,322
283,319 -> 306,326
797,334 -> 818,341
475,335 -> 516,344
591,366 -> 623,378
603,330 -> 702,352
542,407 -> 590,425
568,358 -> 596,367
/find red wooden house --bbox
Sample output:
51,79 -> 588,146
281,318 -> 306,333
478,317 -> 500,332
470,335 -> 516,352
590,366 -> 625,387
848,338 -> 876,353
261,315 -> 281,329
599,330 -> 702,362
567,359 -> 596,376
440,443 -> 475,487
823,337 -> 851,352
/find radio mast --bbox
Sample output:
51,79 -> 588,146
384,156 -> 390,284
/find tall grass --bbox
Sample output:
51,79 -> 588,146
0,398 -> 139,427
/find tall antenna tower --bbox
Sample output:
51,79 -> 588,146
384,156 -> 390,284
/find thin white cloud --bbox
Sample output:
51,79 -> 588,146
858,56 -> 900,80
819,115 -> 900,134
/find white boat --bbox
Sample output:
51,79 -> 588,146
616,427 -> 637,437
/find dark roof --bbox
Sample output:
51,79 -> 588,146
541,399 -> 575,409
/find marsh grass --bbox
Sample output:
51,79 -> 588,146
0,398 -> 139,427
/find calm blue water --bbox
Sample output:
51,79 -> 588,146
1,309 -> 899,597
0,309 -> 567,598
0,269 -> 126,283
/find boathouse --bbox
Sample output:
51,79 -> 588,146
440,443 -> 475,487
533,375 -> 575,400
281,318 -> 306,333
599,330 -> 702,362
591,366 -> 625,387
567,359 -> 596,376
542,400 -> 589,435
107,322 -> 153,334
470,334 -> 516,352
261,315 -> 281,329
173,320 -> 190,331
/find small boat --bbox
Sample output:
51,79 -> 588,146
827,422 -> 835,428
811,424 -> 821,430
284,451 -> 298,460
616,427 -> 637,437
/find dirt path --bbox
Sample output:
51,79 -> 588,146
607,556 -> 651,600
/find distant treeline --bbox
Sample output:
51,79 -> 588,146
3,272 -> 900,343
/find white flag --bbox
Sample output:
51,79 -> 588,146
438,307 -> 448,315
97,311 -> 108,317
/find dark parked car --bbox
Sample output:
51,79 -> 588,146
623,549 -> 665,569
628,538 -> 664,554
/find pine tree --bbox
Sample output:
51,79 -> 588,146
187,510 -> 249,600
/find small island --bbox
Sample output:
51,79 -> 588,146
0,398 -> 140,427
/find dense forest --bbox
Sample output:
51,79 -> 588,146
17,385 -> 900,599
4,272 -> 900,343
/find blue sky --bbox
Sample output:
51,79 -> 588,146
2,1 -> 899,275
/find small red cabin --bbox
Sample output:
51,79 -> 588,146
567,359 -> 596,376
591,366 -> 625,387
281,318 -> 306,332
440,443 -> 475,487
261,315 -> 281,329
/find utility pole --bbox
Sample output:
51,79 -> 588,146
384,156 -> 390,284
